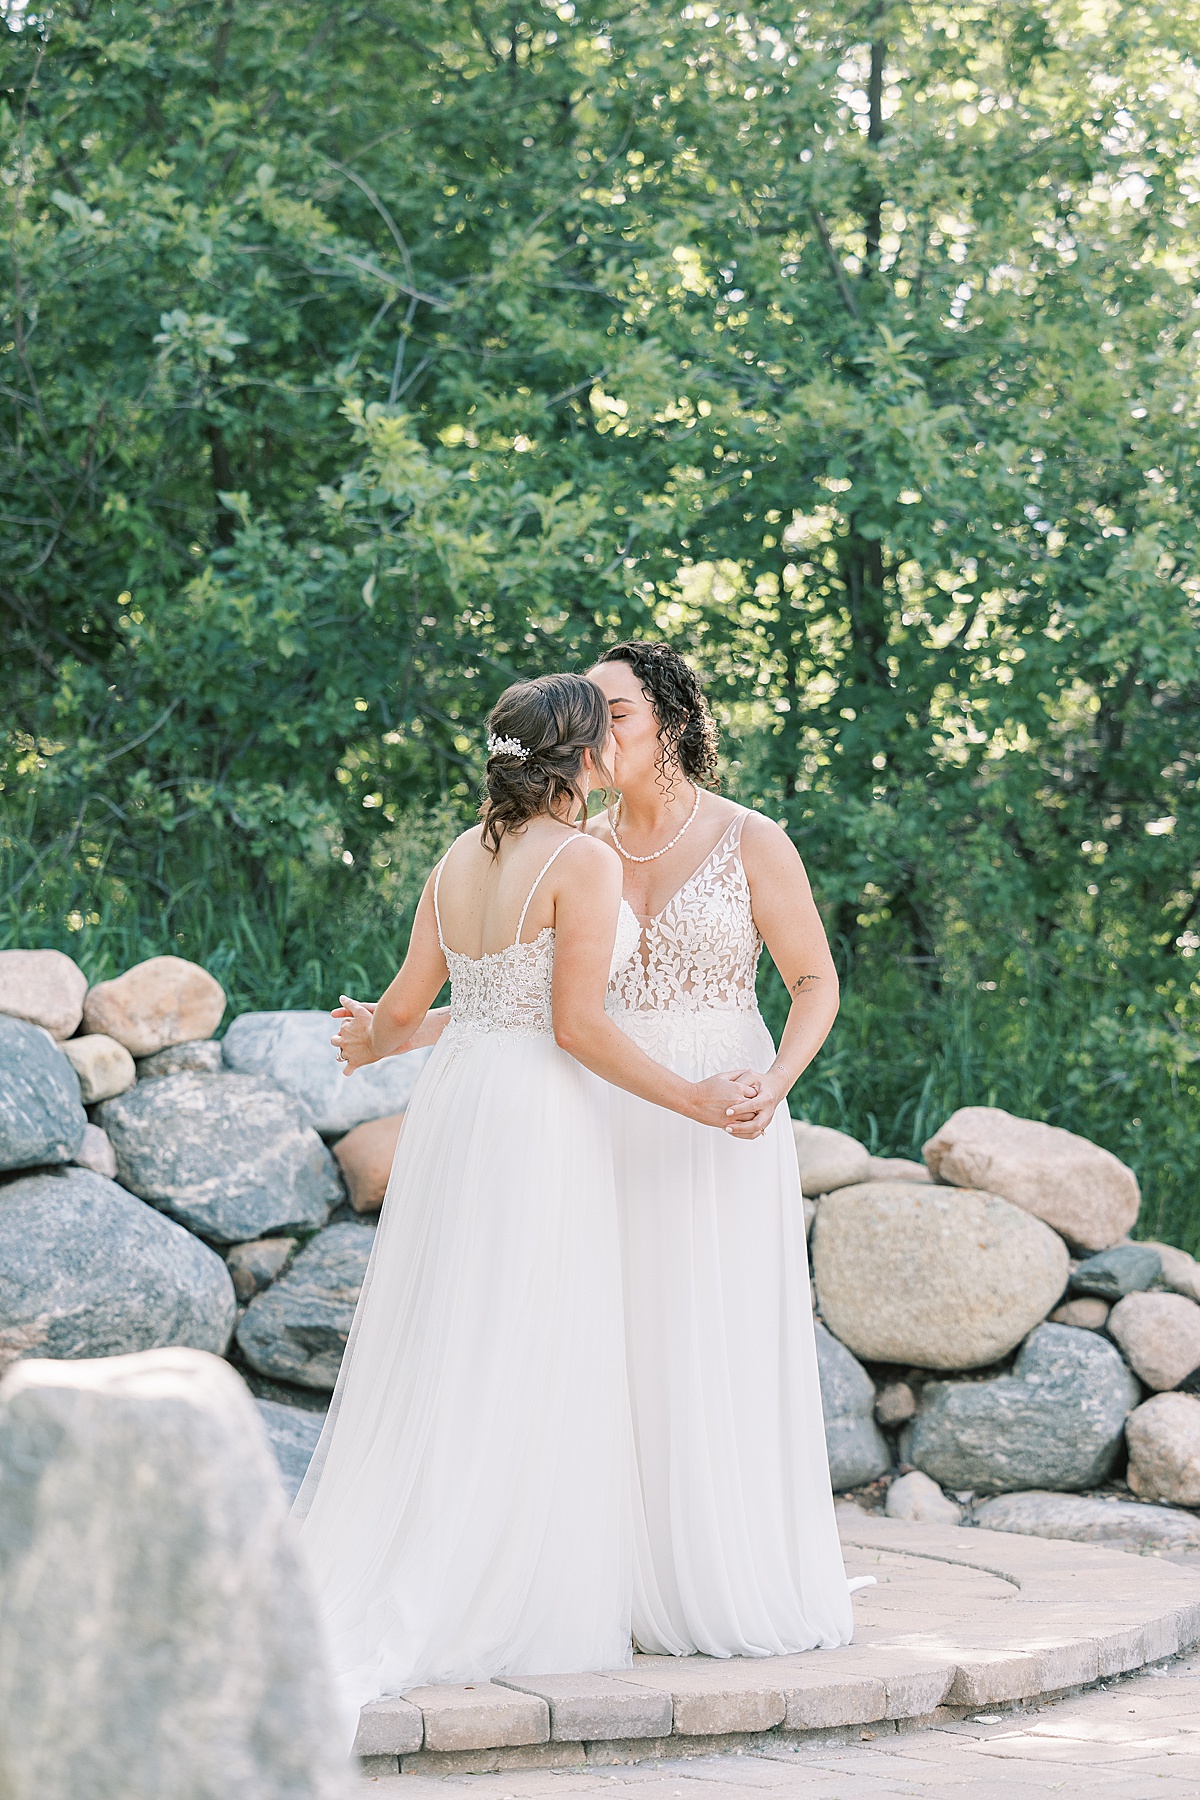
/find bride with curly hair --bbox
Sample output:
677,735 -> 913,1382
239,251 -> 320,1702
587,639 -> 856,1659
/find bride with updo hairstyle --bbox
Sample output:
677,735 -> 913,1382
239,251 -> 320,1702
292,671 -> 757,1746
588,639 -> 862,1660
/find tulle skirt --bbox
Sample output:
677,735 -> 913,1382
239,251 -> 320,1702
609,1005 -> 855,1659
292,1024 -> 633,1744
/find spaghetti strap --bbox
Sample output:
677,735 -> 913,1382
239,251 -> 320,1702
432,854 -> 449,954
515,835 -> 579,946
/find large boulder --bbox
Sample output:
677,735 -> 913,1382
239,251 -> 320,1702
1125,1392 -> 1200,1507
973,1490 -> 1200,1553
332,1112 -> 404,1213
813,1322 -> 891,1491
61,1033 -> 136,1104
923,1106 -> 1139,1252
1107,1291 -> 1200,1392
256,1397 -> 326,1506
0,1167 -> 235,1371
811,1180 -> 1069,1370
237,1222 -> 374,1390
0,948 -> 87,1039
905,1323 -> 1140,1495
83,955 -> 225,1057
791,1121 -> 873,1196
222,1011 -> 431,1135
0,1349 -> 347,1799
99,1072 -> 342,1244
0,1016 -> 87,1172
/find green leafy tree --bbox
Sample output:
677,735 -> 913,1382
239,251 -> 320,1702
3,0 -> 1198,1240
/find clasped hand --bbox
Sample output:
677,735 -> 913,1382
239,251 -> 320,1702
330,995 -> 376,1075
693,1069 -> 782,1139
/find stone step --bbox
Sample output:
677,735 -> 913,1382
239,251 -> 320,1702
355,1513 -> 1200,1776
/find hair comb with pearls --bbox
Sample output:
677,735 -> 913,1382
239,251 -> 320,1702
487,733 -> 529,761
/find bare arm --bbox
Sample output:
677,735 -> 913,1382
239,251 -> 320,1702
332,875 -> 449,1071
331,1000 -> 450,1055
727,813 -> 840,1136
550,838 -> 756,1131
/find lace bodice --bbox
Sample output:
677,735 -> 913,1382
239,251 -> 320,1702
607,812 -> 762,1015
435,840 -> 641,1039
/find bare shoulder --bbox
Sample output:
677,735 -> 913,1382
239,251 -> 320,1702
737,807 -> 809,881
560,830 -> 621,878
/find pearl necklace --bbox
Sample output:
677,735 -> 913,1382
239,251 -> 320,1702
608,786 -> 700,862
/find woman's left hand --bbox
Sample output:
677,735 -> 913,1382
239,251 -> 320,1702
331,995 -> 377,1075
723,1075 -> 784,1140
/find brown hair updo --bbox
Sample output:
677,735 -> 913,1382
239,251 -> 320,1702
595,640 -> 720,791
480,673 -> 611,854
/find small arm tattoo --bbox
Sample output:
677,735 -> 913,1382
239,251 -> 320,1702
790,973 -> 822,996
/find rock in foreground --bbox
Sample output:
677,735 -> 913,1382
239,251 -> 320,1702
256,1397 -> 327,1505
100,1072 -> 342,1243
923,1105 -> 1139,1252
1108,1291 -> 1200,1392
0,948 -> 87,1038
906,1323 -> 1140,1495
223,1011 -> 431,1135
237,1223 -> 375,1390
973,1490 -> 1200,1553
83,955 -> 225,1057
0,1167 -> 235,1370
0,1348 -> 348,1800
791,1121 -> 873,1196
0,1016 -> 87,1172
812,1180 -> 1068,1370
1126,1393 -> 1200,1507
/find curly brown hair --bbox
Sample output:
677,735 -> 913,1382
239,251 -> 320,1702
595,640 -> 720,792
479,673 -> 611,854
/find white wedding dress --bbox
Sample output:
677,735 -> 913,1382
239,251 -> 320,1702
607,809 -> 855,1657
293,839 -> 642,1742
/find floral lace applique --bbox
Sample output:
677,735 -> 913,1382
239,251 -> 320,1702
607,813 -> 762,1015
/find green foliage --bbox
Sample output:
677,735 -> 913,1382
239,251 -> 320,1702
3,0 -> 1199,1244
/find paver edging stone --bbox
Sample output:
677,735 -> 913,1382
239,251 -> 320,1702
361,1519 -> 1200,1768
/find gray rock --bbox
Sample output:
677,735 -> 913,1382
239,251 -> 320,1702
0,1167 -> 235,1370
136,1039 -> 224,1079
256,1397 -> 326,1505
0,1347 -> 348,1798
0,1016 -> 87,1172
1070,1243 -> 1161,1301
973,1490 -> 1200,1553
238,1222 -> 374,1390
99,1071 -> 342,1244
875,1380 -> 917,1426
222,1010 -> 431,1135
814,1322 -> 891,1491
906,1323 -> 1140,1495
